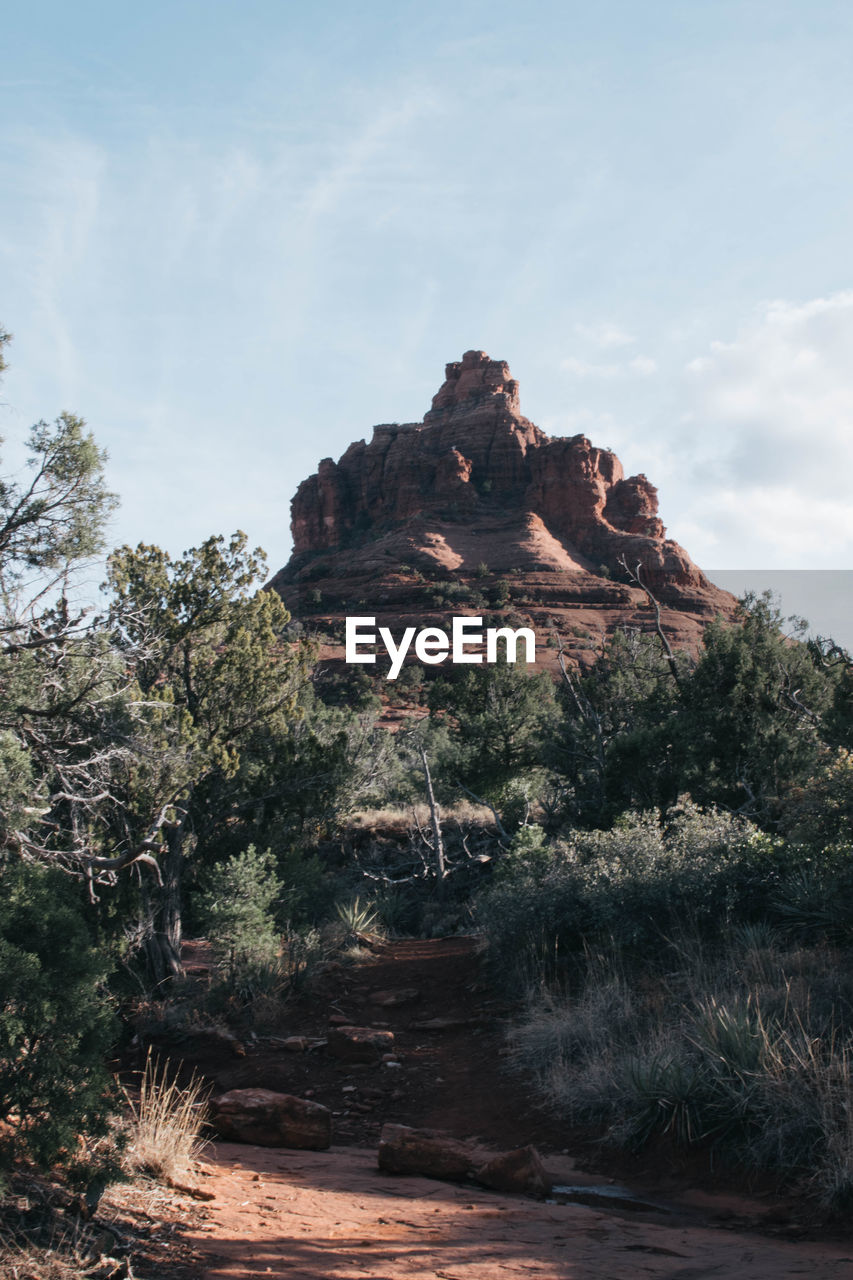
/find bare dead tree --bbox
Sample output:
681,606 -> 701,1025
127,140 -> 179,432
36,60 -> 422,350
617,554 -> 682,688
456,783 -> 511,845
414,740 -> 446,880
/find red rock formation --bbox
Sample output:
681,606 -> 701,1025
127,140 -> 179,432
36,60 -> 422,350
271,351 -> 736,672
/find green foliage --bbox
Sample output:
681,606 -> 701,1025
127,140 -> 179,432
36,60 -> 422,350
778,747 -> 853,852
480,801 -> 783,990
0,412 -> 117,593
494,823 -> 549,879
335,895 -> 382,941
681,594 -> 833,817
105,533 -> 308,976
553,595 -> 846,827
428,660 -> 558,795
197,845 -> 282,982
0,861 -> 117,1172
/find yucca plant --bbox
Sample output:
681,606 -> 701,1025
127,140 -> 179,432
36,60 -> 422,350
335,896 -> 383,941
618,1050 -> 709,1150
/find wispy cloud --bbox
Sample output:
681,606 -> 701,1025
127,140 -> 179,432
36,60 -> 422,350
664,292 -> 853,566
573,321 -> 636,348
561,354 -> 657,378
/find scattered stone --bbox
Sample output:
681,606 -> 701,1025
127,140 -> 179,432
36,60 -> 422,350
369,987 -> 421,1007
327,1025 -> 395,1063
378,1124 -> 474,1182
210,1089 -> 332,1150
328,1013 -> 351,1026
378,1124 -> 550,1198
281,1036 -> 308,1052
473,1145 -> 551,1198
189,1025 -> 247,1056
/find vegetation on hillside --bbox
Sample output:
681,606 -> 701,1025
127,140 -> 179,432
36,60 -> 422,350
2,321 -> 853,1233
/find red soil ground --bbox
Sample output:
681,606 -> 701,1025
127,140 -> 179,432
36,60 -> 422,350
146,937 -> 853,1279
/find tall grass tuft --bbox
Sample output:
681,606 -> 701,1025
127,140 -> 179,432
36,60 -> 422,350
123,1049 -> 209,1184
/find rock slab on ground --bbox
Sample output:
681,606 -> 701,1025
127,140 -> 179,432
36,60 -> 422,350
378,1123 -> 551,1198
472,1144 -> 551,1198
209,1088 -> 332,1150
327,1024 -> 395,1063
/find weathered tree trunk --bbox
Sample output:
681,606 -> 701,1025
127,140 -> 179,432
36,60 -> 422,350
417,743 -> 446,882
145,821 -> 185,984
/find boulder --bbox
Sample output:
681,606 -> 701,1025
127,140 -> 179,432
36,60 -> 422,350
210,1089 -> 331,1149
327,1025 -> 395,1063
377,1124 -> 550,1198
472,1145 -> 551,1198
378,1124 -> 474,1181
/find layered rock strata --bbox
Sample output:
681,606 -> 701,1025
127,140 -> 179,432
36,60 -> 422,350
270,351 -> 736,673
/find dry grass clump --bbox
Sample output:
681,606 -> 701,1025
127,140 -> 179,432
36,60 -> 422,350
122,1050 -> 209,1185
0,1237 -> 89,1280
509,935 -> 853,1213
0,1196 -> 118,1280
346,800 -> 495,834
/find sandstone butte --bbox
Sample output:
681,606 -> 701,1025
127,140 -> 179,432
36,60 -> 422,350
268,350 -> 738,681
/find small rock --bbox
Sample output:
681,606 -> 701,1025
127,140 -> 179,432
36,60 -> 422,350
281,1036 -> 308,1052
210,1089 -> 332,1150
327,1025 -> 395,1064
369,988 -> 421,1007
473,1145 -> 551,1198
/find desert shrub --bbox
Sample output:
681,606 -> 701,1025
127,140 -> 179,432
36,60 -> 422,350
372,884 -> 421,935
0,861 -> 118,1175
778,748 -> 853,852
769,863 -> 853,945
479,802 -> 786,991
276,846 -> 335,925
197,845 -> 281,985
510,932 -> 853,1212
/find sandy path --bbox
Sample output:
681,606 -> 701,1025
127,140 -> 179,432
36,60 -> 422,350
188,1143 -> 853,1280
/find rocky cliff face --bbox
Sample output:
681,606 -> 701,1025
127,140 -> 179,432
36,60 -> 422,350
271,351 -> 735,672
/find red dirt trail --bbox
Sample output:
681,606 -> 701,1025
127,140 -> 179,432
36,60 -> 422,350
173,937 -> 853,1279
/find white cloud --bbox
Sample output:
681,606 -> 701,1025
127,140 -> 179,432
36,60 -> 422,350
561,356 -> 620,378
667,291 -> 853,566
561,353 -> 657,378
573,321 -> 636,348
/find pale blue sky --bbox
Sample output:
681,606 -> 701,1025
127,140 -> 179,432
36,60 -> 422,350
2,1 -> 853,595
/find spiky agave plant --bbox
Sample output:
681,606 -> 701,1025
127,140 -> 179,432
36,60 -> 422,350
335,896 -> 383,942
